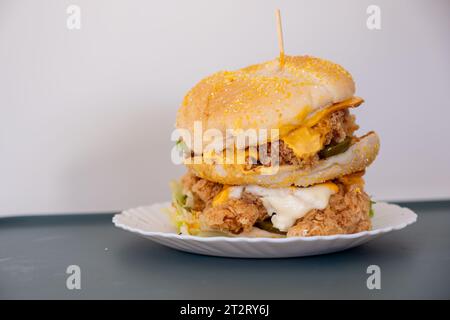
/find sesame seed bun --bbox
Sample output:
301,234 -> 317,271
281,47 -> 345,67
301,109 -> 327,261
176,55 -> 359,150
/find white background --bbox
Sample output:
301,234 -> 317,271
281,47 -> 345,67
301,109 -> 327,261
1,0 -> 449,216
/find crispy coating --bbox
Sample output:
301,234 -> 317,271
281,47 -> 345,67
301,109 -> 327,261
322,109 -> 358,145
201,192 -> 267,234
181,171 -> 222,211
257,109 -> 358,168
181,171 -> 371,237
182,172 -> 267,234
287,178 -> 371,237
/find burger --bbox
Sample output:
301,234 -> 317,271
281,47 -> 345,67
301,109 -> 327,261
170,55 -> 380,238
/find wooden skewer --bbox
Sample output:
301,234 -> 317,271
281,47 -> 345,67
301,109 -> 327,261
275,9 -> 285,67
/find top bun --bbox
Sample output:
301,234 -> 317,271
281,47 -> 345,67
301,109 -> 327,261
176,55 -> 357,150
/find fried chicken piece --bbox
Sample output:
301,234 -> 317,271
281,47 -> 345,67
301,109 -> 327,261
181,172 -> 268,233
255,109 -> 358,168
181,171 -> 222,211
180,170 -> 200,190
201,192 -> 267,234
191,179 -> 222,203
287,180 -> 371,237
320,109 -> 359,146
181,171 -> 371,237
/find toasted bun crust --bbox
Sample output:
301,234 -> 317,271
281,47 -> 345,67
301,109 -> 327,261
177,55 -> 356,149
186,132 -> 380,188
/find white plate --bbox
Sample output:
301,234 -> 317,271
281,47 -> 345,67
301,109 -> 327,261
112,202 -> 417,258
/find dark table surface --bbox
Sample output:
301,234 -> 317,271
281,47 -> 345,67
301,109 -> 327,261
1,201 -> 449,299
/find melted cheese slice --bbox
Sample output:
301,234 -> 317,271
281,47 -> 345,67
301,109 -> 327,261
282,126 -> 322,158
303,96 -> 363,127
245,183 -> 338,231
280,97 -> 363,159
212,186 -> 243,207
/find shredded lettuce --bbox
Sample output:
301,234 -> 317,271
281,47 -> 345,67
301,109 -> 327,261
169,180 -> 200,235
171,180 -> 187,207
175,138 -> 189,157
369,200 -> 376,218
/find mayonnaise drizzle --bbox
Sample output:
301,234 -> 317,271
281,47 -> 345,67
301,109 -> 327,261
245,184 -> 337,231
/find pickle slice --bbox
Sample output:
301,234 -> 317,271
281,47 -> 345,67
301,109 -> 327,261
255,219 -> 287,235
319,137 -> 352,159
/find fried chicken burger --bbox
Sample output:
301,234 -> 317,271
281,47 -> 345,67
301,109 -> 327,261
171,55 -> 380,238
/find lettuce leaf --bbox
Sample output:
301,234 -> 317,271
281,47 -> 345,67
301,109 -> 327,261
171,180 -> 187,207
175,138 -> 189,157
169,180 -> 200,235
369,200 -> 376,218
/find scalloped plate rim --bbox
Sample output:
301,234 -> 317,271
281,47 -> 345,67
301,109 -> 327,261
112,201 -> 417,243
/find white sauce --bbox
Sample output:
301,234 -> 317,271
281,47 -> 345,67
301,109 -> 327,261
228,186 -> 244,199
245,184 -> 337,231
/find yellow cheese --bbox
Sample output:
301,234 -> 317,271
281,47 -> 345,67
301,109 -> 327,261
339,172 -> 365,187
281,97 -> 363,159
304,97 -> 363,127
212,187 -> 230,207
282,126 -> 323,158
320,182 -> 340,193
211,186 -> 244,207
